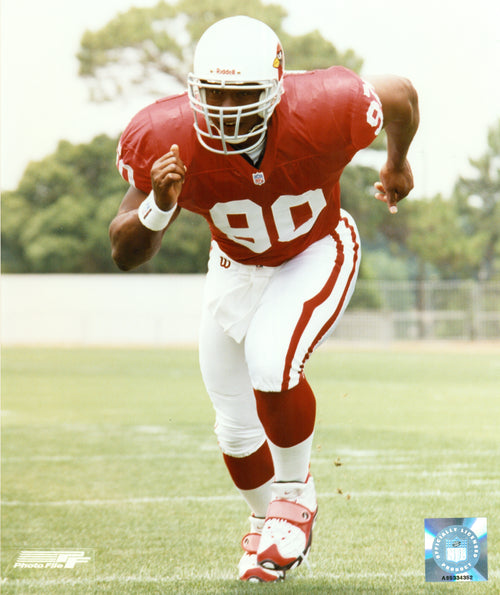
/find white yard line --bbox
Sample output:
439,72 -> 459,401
3,450 -> 499,464
4,489 -> 499,508
3,569 -> 499,587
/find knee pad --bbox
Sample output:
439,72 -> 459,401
214,412 -> 267,458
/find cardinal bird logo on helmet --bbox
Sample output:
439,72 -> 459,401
273,45 -> 284,79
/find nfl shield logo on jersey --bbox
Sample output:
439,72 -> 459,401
252,171 -> 265,185
446,538 -> 467,563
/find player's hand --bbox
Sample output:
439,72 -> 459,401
374,159 -> 414,214
150,144 -> 187,210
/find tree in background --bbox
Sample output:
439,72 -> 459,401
77,0 -> 362,101
453,119 -> 500,280
75,0 -> 380,283
405,119 -> 500,281
2,136 -> 127,272
2,0 -> 369,275
1,134 -> 212,274
3,0 -> 498,282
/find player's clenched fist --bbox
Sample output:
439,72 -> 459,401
374,159 -> 414,214
150,144 -> 187,210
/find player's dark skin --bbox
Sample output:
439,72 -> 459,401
204,85 -> 264,142
109,75 -> 418,271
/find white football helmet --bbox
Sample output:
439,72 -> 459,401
187,16 -> 285,155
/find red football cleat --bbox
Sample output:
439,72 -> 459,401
238,515 -> 285,582
257,475 -> 317,571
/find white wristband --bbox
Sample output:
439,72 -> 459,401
138,191 -> 177,231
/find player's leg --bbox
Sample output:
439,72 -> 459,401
199,308 -> 273,515
245,210 -> 361,570
199,303 -> 283,581
247,212 -> 360,481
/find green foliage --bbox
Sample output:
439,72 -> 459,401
5,118 -> 498,277
0,192 -> 34,273
178,0 -> 288,43
405,195 -> 484,280
1,135 -> 128,273
0,134 -> 212,274
4,1 -> 499,279
340,164 -> 386,242
77,0 -> 363,101
342,120 -> 500,282
405,119 -> 500,281
453,118 -> 500,280
141,210 -> 212,274
281,30 -> 362,73
3,0 -> 364,275
78,2 -> 182,99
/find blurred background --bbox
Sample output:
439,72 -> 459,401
2,0 -> 499,344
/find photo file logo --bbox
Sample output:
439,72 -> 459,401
14,550 -> 92,569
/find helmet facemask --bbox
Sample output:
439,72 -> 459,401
187,77 -> 282,154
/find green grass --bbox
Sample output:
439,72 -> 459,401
2,345 -> 499,594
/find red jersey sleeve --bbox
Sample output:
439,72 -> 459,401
116,93 -> 196,193
349,77 -> 384,150
285,68 -> 383,156
116,107 -> 157,193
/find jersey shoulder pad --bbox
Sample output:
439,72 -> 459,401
286,67 -> 382,150
116,93 -> 191,192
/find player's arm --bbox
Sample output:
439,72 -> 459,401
367,75 -> 419,213
109,145 -> 186,270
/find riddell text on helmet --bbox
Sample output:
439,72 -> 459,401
212,68 -> 241,75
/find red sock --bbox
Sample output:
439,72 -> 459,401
254,376 -> 316,448
222,441 -> 274,491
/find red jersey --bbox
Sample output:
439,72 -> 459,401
117,66 -> 382,266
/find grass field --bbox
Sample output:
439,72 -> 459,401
1,344 -> 499,594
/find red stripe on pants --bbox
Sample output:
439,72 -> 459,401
281,218 -> 359,391
308,218 -> 360,354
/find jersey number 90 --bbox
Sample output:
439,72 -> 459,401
209,191 -> 327,253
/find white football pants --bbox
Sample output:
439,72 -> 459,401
199,209 -> 360,458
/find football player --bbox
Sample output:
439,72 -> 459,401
110,15 -> 419,582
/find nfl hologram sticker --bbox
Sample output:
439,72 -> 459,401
425,518 -> 488,581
